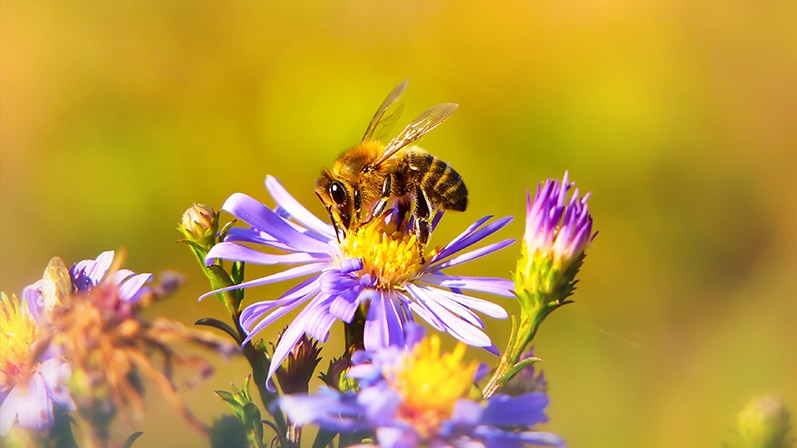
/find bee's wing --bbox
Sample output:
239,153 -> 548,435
361,80 -> 408,143
372,102 -> 458,167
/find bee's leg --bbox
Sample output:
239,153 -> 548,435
316,191 -> 346,242
413,185 -> 431,264
325,206 -> 345,242
371,174 -> 393,219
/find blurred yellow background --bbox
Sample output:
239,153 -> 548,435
2,1 -> 796,446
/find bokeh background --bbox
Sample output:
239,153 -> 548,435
2,1 -> 796,446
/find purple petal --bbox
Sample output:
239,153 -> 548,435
329,293 -> 359,323
375,426 -> 419,448
481,393 -> 550,427
224,228 -> 294,251
266,319 -> 307,391
339,258 -> 364,274
403,322 -> 426,348
197,262 -> 327,301
71,250 -> 115,291
420,273 -> 514,299
347,356 -> 387,384
511,431 -> 566,447
266,176 -> 336,240
21,280 -> 44,323
448,399 -> 483,426
363,290 -> 406,351
205,242 -> 328,266
239,277 -> 320,334
436,216 -> 513,261
475,427 -> 566,447
116,272 -> 153,302
0,373 -> 53,435
408,287 -> 491,347
280,391 -> 368,431
302,297 -> 338,342
407,299 -> 445,332
38,359 -> 74,410
429,239 -> 515,270
357,383 -> 403,423
411,282 -> 508,319
437,215 -> 493,257
221,193 -> 330,253
318,270 -> 362,295
407,284 -> 483,328
241,297 -> 310,345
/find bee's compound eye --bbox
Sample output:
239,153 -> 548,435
329,181 -> 347,205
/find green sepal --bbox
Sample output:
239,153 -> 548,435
215,389 -> 235,402
218,218 -> 237,242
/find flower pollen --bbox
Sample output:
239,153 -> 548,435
0,292 -> 39,388
385,335 -> 478,438
340,216 -> 426,289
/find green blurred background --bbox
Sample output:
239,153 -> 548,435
2,1 -> 796,446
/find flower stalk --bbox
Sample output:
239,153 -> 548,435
484,173 -> 595,398
178,204 -> 289,442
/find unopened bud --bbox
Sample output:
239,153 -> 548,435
737,395 -> 791,448
179,203 -> 219,250
274,333 -> 322,395
516,172 -> 595,315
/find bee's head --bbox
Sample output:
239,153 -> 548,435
315,171 -> 362,241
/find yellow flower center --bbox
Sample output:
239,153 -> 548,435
0,292 -> 40,389
383,335 -> 479,439
339,216 -> 429,289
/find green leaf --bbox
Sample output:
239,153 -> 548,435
122,432 -> 144,448
196,317 -> 240,342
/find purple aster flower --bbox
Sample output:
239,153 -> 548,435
68,250 -> 153,301
202,176 -> 515,390
279,324 -> 565,447
1,251 -> 153,436
22,250 -> 153,321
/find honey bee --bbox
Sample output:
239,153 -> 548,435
316,80 -> 468,257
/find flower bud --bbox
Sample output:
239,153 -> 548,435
737,395 -> 791,448
214,376 -> 264,447
516,172 -> 595,315
274,333 -> 322,395
179,203 -> 219,250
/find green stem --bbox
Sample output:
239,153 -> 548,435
180,241 -> 289,446
344,305 -> 368,355
482,302 -> 551,398
48,407 -> 78,448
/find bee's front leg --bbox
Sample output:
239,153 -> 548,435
370,174 -> 393,219
328,209 -> 346,242
413,185 -> 431,264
